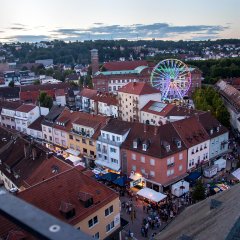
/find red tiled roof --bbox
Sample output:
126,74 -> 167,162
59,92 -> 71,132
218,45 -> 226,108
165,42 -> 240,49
18,168 -> 119,225
121,122 -> 187,158
20,83 -> 70,92
16,104 -> 36,113
103,60 -> 148,71
79,88 -> 97,98
140,101 -> 175,117
91,93 -> 118,106
0,100 -> 22,111
172,116 -> 210,148
27,116 -> 44,131
24,156 -> 73,187
165,105 -> 204,117
55,88 -> 66,96
118,82 -> 160,95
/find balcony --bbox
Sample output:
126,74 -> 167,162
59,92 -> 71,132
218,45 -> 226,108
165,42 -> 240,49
133,99 -> 138,104
167,163 -> 175,168
71,129 -> 92,138
98,136 -> 121,147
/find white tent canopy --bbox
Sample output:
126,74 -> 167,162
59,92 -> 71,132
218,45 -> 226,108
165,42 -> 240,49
231,168 -> 240,180
137,188 -> 167,202
65,156 -> 84,167
66,149 -> 80,156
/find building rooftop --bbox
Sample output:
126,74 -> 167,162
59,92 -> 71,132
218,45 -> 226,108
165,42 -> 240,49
91,93 -> 118,106
103,60 -> 149,71
16,104 -> 36,113
156,184 -> 240,240
42,105 -> 65,127
20,82 -> 70,92
27,116 -> 44,131
172,116 -> 210,148
198,112 -> 228,138
101,119 -> 132,135
18,168 -> 119,225
141,101 -> 175,117
118,82 -> 160,95
121,122 -> 186,159
78,88 -> 97,99
0,86 -> 20,100
0,100 -> 22,111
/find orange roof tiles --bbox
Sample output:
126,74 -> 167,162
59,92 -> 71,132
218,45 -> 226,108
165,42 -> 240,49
118,82 -> 160,95
103,60 -> 148,71
18,168 -> 119,225
16,104 -> 36,113
79,88 -> 97,98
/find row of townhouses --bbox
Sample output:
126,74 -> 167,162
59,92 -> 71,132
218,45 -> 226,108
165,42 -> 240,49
0,99 -> 229,193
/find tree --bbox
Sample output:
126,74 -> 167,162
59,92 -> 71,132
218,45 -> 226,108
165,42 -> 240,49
34,79 -> 40,85
192,180 -> 205,202
39,91 -> 53,109
8,80 -> 14,87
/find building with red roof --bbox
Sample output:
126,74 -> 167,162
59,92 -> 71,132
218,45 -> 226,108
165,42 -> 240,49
18,168 -> 121,239
118,82 -> 161,122
121,122 -> 188,192
92,60 -> 152,93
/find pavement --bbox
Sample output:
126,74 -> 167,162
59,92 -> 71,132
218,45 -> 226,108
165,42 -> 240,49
120,195 -> 172,240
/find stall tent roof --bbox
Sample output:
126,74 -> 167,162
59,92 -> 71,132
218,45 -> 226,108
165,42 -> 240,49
137,188 -> 167,202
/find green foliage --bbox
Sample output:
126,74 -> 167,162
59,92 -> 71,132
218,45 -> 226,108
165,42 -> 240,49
192,180 -> 205,202
192,86 -> 230,127
8,80 -> 14,87
34,79 -> 40,85
38,91 -> 53,109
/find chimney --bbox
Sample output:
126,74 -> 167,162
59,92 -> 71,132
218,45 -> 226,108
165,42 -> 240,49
144,124 -> 147,133
24,144 -> 28,158
154,125 -> 158,135
32,148 -> 37,160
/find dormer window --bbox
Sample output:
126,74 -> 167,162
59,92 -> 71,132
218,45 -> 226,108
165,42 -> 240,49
165,145 -> 170,152
133,140 -> 138,149
210,129 -> 213,135
177,141 -> 181,148
217,127 -> 219,132
142,144 -> 147,151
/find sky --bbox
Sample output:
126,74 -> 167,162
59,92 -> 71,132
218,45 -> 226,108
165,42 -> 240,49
1,0 -> 239,43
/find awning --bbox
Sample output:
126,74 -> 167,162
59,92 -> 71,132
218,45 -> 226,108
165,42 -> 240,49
101,172 -> 119,182
185,171 -> 201,182
137,188 -> 167,202
95,160 -> 120,172
113,176 -> 129,187
66,148 -> 80,156
231,168 -> 240,180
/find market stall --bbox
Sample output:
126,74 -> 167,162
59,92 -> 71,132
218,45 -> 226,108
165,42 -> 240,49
136,188 -> 167,203
171,180 -> 189,197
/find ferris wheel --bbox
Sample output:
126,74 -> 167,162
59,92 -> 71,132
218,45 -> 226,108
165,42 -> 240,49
150,59 -> 191,101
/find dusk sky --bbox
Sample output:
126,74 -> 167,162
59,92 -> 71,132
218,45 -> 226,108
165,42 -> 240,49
1,0 -> 239,42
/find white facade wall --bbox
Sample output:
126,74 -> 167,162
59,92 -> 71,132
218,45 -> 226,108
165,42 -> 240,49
1,108 -> 16,129
96,130 -> 129,171
187,140 -> 210,170
138,93 -> 162,110
98,102 -> 118,117
140,111 -> 167,125
0,171 -> 18,190
15,107 -> 39,133
108,78 -> 139,93
27,128 -> 43,139
52,128 -> 68,148
42,125 -> 54,143
55,96 -> 66,106
209,132 -> 229,159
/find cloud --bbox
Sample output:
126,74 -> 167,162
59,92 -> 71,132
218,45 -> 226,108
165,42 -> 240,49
0,35 -> 49,42
1,22 -> 229,42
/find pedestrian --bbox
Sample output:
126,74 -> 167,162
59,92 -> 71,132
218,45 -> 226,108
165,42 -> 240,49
143,204 -> 146,212
133,209 -> 136,219
141,226 -> 145,237
129,206 -> 132,215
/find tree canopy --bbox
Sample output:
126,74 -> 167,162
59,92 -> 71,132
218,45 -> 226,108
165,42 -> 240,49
192,86 -> 230,127
38,91 -> 53,109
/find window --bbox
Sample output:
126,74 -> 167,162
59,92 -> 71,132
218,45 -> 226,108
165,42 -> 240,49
179,153 -> 183,160
150,171 -> 155,177
48,128 -> 51,133
88,216 -> 98,228
61,131 -> 65,137
132,165 -> 136,171
179,165 -> 183,171
76,138 -> 80,142
132,153 -> 136,160
90,150 -> 94,156
116,136 -> 120,141
69,135 -> 73,140
82,138 -> 86,144
150,159 -> 155,166
106,221 -> 115,232
167,169 -> 174,176
61,140 -> 66,146
167,157 -> 174,166
142,144 -> 147,151
112,135 -> 115,141
105,205 -> 113,216
110,147 -> 116,153
141,168 -> 145,174
89,140 -> 93,146
102,133 -> 105,138
141,156 -> 145,163
70,144 -> 75,149
92,232 -> 99,239
111,158 -> 118,164
98,154 -> 102,158
83,148 -> 87,154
